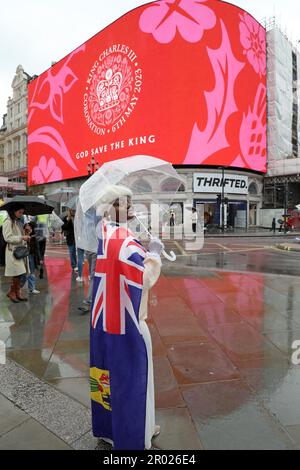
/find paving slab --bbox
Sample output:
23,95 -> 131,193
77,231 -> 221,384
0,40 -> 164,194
153,408 -> 203,450
167,340 -> 240,385
182,381 -> 295,450
0,418 -> 72,450
0,359 -> 91,445
0,394 -> 28,437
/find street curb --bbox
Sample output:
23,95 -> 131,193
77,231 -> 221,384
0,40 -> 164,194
0,358 -> 92,448
276,244 -> 300,252
205,234 -> 298,239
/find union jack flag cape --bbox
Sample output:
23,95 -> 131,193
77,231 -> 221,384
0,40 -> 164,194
90,222 -> 148,450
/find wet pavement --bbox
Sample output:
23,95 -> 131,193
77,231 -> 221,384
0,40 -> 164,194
1,239 -> 300,450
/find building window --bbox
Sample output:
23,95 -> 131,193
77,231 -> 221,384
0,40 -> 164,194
249,182 -> 258,195
161,178 -> 185,192
131,179 -> 152,193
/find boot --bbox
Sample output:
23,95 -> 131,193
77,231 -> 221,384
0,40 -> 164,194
7,278 -> 20,303
15,277 -> 28,302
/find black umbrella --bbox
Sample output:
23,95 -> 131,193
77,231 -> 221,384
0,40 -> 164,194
1,196 -> 54,216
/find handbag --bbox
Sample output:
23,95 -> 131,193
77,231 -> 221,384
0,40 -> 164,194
13,246 -> 30,260
39,265 -> 44,279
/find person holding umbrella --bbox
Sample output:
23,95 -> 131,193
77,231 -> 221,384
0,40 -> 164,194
61,208 -> 78,271
1,196 -> 54,303
74,203 -> 101,314
77,156 -> 184,448
24,221 -> 42,294
65,195 -> 85,281
84,184 -> 163,449
2,203 -> 30,302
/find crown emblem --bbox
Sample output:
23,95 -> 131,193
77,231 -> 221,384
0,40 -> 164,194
96,68 -> 122,112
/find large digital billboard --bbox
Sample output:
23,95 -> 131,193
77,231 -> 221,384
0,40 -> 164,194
28,0 -> 267,186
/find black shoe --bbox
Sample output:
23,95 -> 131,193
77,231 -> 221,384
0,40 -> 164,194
78,306 -> 89,316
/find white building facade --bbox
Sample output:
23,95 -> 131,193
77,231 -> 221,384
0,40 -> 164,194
263,24 -> 300,220
0,65 -> 31,195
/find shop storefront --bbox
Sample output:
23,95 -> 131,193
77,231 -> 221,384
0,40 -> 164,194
176,169 -> 264,229
0,176 -> 27,198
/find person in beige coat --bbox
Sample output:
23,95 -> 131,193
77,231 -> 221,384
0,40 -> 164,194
2,203 -> 30,303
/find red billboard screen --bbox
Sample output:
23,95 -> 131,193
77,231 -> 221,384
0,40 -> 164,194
28,0 -> 267,186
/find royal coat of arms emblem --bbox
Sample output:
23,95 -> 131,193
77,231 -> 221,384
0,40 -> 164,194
86,52 -> 135,130
96,69 -> 123,111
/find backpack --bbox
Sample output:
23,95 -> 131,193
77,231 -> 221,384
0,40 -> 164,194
0,226 -> 7,266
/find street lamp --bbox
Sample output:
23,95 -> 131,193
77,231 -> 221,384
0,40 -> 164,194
87,156 -> 99,176
218,166 -> 227,233
284,180 -> 288,234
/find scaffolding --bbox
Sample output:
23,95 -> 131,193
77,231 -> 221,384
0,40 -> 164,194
266,19 -> 300,177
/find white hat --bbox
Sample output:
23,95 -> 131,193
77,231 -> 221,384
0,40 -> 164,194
95,184 -> 133,215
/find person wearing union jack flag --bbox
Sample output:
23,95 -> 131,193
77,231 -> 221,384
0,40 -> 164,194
90,184 -> 163,450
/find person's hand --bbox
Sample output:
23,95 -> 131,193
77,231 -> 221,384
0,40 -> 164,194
148,238 -> 164,257
22,236 -> 31,242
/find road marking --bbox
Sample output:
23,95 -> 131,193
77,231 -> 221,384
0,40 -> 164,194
215,243 -> 233,252
180,247 -> 273,256
174,241 -> 187,256
204,242 -> 233,252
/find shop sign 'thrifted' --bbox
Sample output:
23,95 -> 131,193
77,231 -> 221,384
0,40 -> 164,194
193,173 -> 249,195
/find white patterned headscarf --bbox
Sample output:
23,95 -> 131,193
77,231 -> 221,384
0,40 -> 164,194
95,185 -> 133,216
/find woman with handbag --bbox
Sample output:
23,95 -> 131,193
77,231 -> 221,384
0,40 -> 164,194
2,203 -> 30,303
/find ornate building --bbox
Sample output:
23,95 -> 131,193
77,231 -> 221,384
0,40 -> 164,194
0,65 -> 32,194
0,114 -> 6,175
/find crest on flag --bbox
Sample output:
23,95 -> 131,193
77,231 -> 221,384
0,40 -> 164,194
90,367 -> 112,410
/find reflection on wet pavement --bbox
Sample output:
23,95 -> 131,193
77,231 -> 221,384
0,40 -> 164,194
175,248 -> 300,277
1,245 -> 300,450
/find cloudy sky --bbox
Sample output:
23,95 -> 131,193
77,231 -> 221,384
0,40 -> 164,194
0,0 -> 299,115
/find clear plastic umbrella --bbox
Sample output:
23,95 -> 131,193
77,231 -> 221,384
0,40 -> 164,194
74,202 -> 101,253
48,211 -> 64,230
78,155 -> 186,261
47,187 -> 78,203
65,195 -> 79,210
79,155 -> 184,212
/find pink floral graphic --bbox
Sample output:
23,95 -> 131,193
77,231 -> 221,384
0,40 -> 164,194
28,126 -> 77,171
139,0 -> 216,44
238,83 -> 266,171
29,45 -> 85,124
32,156 -> 63,184
239,13 -> 266,77
184,21 -> 244,164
